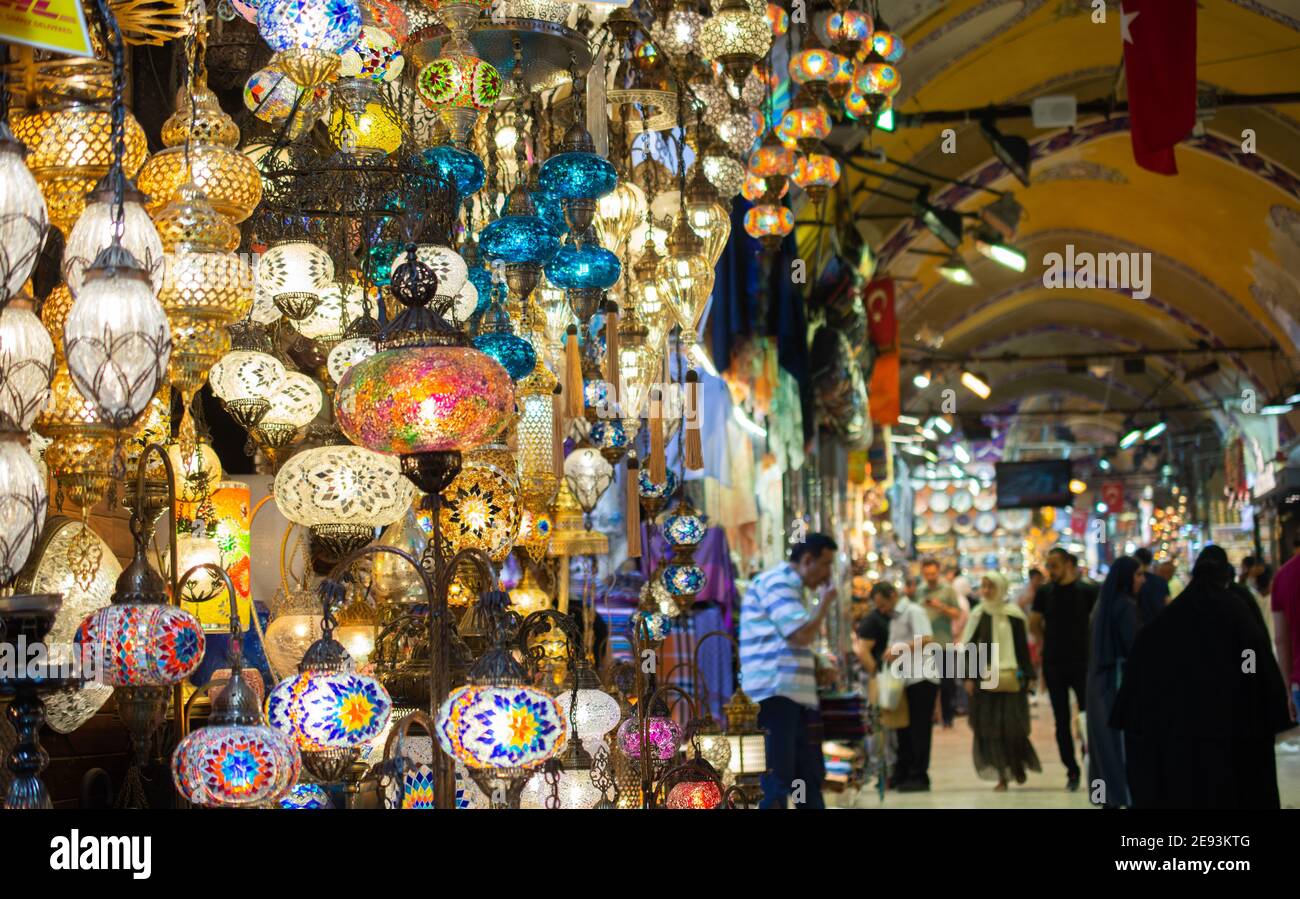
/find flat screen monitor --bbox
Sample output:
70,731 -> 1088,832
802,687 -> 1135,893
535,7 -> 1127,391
995,460 -> 1073,509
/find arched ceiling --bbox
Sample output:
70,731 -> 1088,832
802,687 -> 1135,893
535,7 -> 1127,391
799,0 -> 1300,448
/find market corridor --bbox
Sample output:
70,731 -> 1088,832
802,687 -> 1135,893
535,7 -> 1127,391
828,701 -> 1300,810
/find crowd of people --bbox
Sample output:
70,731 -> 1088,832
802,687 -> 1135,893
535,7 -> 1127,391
738,534 -> 1300,809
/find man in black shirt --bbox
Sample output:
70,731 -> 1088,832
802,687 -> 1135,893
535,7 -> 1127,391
1030,547 -> 1099,791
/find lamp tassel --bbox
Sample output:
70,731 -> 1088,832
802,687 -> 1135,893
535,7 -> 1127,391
551,383 -> 564,478
604,300 -> 620,410
684,369 -> 704,470
648,412 -> 666,485
625,456 -> 641,558
564,325 -> 584,419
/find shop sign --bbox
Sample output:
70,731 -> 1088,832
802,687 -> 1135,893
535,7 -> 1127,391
0,0 -> 92,56
1101,481 -> 1124,513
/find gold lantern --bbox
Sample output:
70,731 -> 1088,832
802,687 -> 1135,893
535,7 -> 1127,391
152,183 -> 254,417
10,59 -> 149,233
516,355 -> 559,506
509,565 -> 552,616
685,167 -> 732,265
137,77 -> 263,223
656,216 -> 715,342
439,443 -> 522,563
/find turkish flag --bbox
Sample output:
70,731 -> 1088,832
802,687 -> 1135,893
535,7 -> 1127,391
1121,0 -> 1197,175
865,278 -> 897,351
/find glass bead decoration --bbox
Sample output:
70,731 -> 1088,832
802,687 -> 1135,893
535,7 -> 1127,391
76,604 -> 206,686
335,346 -> 514,455
257,0 -> 363,53
436,684 -> 567,770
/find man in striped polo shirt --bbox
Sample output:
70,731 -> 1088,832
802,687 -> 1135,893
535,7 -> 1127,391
740,533 -> 840,808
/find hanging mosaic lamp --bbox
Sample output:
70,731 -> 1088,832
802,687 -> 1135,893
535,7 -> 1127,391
255,240 -> 334,321
473,304 -> 538,381
868,14 -> 906,63
479,184 -> 563,304
243,64 -> 331,137
439,443 -> 523,563
638,465 -> 678,518
416,47 -> 501,147
788,30 -> 844,99
538,121 -> 619,239
328,78 -> 404,157
743,203 -> 794,249
516,355 -> 559,506
422,143 -> 486,200
137,77 -> 263,224
765,1 -> 788,36
856,47 -> 901,112
257,0 -> 364,88
209,349 -> 288,432
699,0 -> 772,96
615,696 -> 682,761
335,246 -> 514,495
792,150 -> 843,203
339,24 -> 404,83
0,125 -> 49,302
701,135 -> 746,200
779,88 -> 832,152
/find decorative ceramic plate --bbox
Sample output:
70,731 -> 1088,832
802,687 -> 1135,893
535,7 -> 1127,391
998,508 -> 1032,531
928,490 -> 951,513
975,511 -> 997,534
973,491 -> 996,512
929,513 -> 952,535
914,489 -> 929,514
951,490 -> 973,513
953,514 -> 975,536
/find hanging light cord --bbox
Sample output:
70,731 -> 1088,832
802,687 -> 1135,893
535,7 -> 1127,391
94,0 -> 129,245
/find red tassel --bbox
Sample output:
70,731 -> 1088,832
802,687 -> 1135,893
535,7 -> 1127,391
625,457 -> 641,558
684,369 -> 704,470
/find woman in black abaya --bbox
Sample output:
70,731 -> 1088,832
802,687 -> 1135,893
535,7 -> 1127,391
1110,546 -> 1292,808
1087,556 -> 1142,808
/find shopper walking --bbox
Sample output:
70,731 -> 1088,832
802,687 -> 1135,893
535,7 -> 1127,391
853,582 -> 898,787
1274,547 -> 1300,724
919,558 -> 961,728
740,533 -> 839,809
1132,547 -> 1169,627
1112,546 -> 1292,808
878,582 -> 939,791
960,573 -> 1040,790
1030,547 -> 1098,791
1086,556 -> 1143,808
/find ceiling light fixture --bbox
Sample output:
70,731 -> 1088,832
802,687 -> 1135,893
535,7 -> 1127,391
979,118 -> 1031,186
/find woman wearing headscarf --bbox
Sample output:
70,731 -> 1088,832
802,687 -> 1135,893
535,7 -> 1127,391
960,572 -> 1041,790
1086,556 -> 1143,808
1111,545 -> 1293,808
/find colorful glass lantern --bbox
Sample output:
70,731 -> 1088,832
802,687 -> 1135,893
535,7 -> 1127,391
516,356 -> 559,505
328,92 -> 403,157
257,0 -> 364,88
650,0 -> 703,61
416,52 -> 501,145
274,443 -> 416,557
765,1 -> 788,36
327,337 -> 376,383
544,234 -> 622,291
638,466 -> 678,517
715,108 -> 763,158
666,778 -> 723,809
439,447 -> 522,563
335,346 -> 514,455
748,135 -> 798,178
685,170 -> 731,265
742,171 -> 788,202
256,240 -> 334,320
473,328 -> 537,382
243,65 -> 330,133
280,782 -> 333,808
789,42 -> 844,93
438,683 -> 567,772
871,25 -> 905,63
361,0 -> 408,41
422,144 -> 486,199
702,150 -> 745,199
844,90 -> 871,120
663,562 -> 707,598
664,506 -> 706,549
339,25 -> 404,82
516,506 -> 554,562
743,203 -> 794,248
0,125 -> 49,302
857,51 -> 901,99
209,350 -> 287,430
792,152 -> 843,203
824,8 -> 873,46
261,371 -> 323,434
616,710 -> 681,761
539,123 -> 619,236
172,647 -> 300,807
555,672 -> 621,749
77,600 -> 204,689
779,91 -> 832,150
268,666 -> 392,750
479,184 -> 562,266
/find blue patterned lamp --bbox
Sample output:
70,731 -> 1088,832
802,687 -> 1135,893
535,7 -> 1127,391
661,498 -> 707,610
422,144 -> 486,200
472,295 -> 537,381
530,185 -> 568,238
257,0 -> 364,88
544,229 -> 620,322
480,182 -> 561,307
538,121 -> 618,240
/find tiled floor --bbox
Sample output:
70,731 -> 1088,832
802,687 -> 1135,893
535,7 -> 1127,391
827,695 -> 1300,809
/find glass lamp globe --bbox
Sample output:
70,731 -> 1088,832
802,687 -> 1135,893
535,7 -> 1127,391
172,534 -> 224,604
293,283 -> 368,341
539,143 -> 619,205
257,240 -> 335,320
327,336 -> 376,383
695,728 -> 733,774
766,1 -> 788,35
663,563 -> 707,598
328,96 -> 403,157
666,778 -> 723,809
519,764 -> 602,809
508,566 -> 551,617
699,0 -> 771,92
715,108 -> 762,158
744,204 -> 794,246
439,450 -> 522,563
748,136 -> 798,178
280,782 -> 334,808
391,244 -> 469,311
779,92 -> 832,148
563,446 -> 614,514
274,443 -> 416,555
244,65 -> 331,129
209,350 -> 287,423
62,183 -> 165,298
436,683 -> 567,773
650,1 -> 702,61
63,247 -> 172,429
267,666 -> 393,752
0,126 -> 49,302
339,25 -> 404,82
77,602 -> 206,687
473,329 -> 537,381
258,0 -> 364,87
594,179 -> 647,255
263,371 -> 323,430
656,241 -> 713,333
422,144 -> 486,199
263,589 -> 323,676
790,43 -> 845,89
0,302 -> 56,432
870,26 -> 905,63
792,152 -> 843,202
556,682 -> 621,748
702,151 -> 745,199
616,712 -> 681,761
856,51 -> 901,99
544,236 -> 622,291
415,52 -> 502,143
335,346 -> 515,456
742,171 -> 788,202
166,441 -> 222,505
0,438 -> 48,583
172,694 -> 301,808
531,187 -> 568,237
664,505 -> 706,549
686,192 -> 732,266
823,8 -> 873,46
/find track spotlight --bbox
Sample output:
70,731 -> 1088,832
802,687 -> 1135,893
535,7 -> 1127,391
979,118 -> 1032,186
960,370 -> 991,399
938,253 -> 975,286
913,186 -> 963,250
974,228 -> 1027,272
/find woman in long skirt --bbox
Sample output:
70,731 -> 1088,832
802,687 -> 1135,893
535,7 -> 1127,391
1087,556 -> 1142,807
961,573 -> 1041,789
